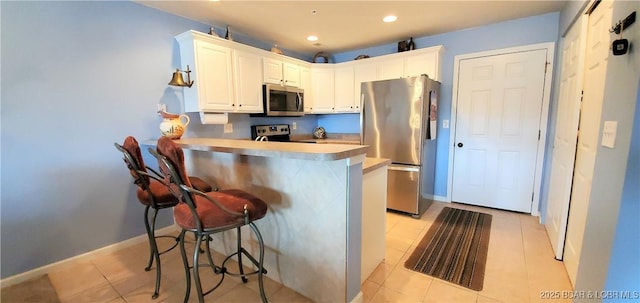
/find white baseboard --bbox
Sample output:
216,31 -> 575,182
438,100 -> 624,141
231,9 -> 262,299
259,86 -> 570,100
349,291 -> 363,303
433,195 -> 448,203
0,225 -> 180,288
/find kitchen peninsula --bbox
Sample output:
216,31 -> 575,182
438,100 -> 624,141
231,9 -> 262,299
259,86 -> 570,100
142,138 -> 386,303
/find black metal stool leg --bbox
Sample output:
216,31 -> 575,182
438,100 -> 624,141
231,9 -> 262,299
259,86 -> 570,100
236,227 -> 248,283
149,207 -> 162,299
192,232 -> 205,303
250,222 -> 268,303
178,230 -> 191,303
143,205 -> 155,272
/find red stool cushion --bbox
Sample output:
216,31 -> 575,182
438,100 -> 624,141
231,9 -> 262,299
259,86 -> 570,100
156,137 -> 268,230
173,189 -> 268,230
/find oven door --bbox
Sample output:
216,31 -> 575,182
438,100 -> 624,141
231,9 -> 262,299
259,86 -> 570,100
265,85 -> 304,116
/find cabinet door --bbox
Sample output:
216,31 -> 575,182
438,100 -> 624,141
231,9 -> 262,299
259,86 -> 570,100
378,58 -> 404,80
405,51 -> 438,80
234,50 -> 263,113
300,67 -> 313,113
311,67 -> 334,113
263,58 -> 283,85
195,40 -> 234,111
283,62 -> 301,87
354,63 -> 378,112
334,66 -> 355,112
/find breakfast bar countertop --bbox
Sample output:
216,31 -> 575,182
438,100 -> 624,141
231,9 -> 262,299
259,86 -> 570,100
142,137 -> 368,161
363,157 -> 391,174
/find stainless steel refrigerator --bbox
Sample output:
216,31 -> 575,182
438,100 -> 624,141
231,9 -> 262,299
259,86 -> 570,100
360,75 -> 440,217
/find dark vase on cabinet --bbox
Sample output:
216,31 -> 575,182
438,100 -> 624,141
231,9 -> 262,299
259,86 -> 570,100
408,37 -> 415,50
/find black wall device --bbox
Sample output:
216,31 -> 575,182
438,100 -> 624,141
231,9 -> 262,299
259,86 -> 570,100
610,11 -> 635,56
612,39 -> 629,56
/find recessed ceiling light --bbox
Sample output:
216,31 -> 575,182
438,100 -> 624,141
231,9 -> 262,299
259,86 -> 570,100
383,15 -> 397,23
307,35 -> 319,42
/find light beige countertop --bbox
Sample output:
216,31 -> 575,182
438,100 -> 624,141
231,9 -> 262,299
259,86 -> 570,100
142,137 -> 368,161
363,157 -> 391,174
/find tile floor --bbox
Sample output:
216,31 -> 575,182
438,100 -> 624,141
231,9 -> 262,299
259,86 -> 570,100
45,201 -> 573,302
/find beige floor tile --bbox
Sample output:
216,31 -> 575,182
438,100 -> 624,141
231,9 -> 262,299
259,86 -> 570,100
48,261 -> 110,301
268,285 -> 315,303
215,283 -> 265,302
369,285 -> 424,303
477,294 -> 503,303
383,246 -> 407,267
368,262 -> 397,285
381,266 -> 432,299
422,279 -> 478,303
385,235 -> 414,253
59,283 -> 121,303
362,280 -> 382,303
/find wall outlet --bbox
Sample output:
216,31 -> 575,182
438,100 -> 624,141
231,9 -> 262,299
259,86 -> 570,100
224,123 -> 233,134
292,122 -> 297,130
157,103 -> 167,112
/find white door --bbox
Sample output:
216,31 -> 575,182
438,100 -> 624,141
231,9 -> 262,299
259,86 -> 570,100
563,1 -> 612,286
452,49 -> 548,212
544,15 -> 587,260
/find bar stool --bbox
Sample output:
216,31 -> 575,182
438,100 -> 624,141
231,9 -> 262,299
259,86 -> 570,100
114,136 -> 214,299
151,136 -> 269,303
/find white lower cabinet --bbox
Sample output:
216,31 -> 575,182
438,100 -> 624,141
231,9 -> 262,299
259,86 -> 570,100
362,163 -> 388,283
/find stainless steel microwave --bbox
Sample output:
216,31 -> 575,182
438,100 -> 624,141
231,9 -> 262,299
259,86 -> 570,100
252,84 -> 304,117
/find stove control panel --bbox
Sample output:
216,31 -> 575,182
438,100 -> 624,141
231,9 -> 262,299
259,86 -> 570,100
251,124 -> 290,140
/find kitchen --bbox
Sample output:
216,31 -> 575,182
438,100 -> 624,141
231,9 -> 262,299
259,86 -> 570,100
1,1 -> 638,302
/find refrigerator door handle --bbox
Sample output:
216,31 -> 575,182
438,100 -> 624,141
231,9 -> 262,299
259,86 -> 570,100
388,165 -> 420,172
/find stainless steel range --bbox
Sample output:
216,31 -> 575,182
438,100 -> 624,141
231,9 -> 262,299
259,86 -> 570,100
250,124 -> 291,142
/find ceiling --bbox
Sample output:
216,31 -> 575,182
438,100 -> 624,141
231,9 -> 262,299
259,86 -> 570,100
138,0 -> 567,57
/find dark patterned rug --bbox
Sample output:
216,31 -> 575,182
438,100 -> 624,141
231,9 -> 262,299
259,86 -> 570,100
1,275 -> 61,303
405,207 -> 492,291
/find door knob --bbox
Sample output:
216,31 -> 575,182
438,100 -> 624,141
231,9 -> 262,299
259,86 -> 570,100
457,142 -> 464,148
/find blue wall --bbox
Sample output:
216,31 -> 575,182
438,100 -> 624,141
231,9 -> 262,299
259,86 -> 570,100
322,12 -> 561,199
0,1 -> 310,279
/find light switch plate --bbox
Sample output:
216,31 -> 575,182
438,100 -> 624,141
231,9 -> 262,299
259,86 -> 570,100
443,120 -> 449,129
224,123 -> 233,134
292,122 -> 297,130
601,121 -> 617,148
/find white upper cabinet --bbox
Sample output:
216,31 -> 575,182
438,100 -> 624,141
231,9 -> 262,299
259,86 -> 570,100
404,50 -> 440,80
175,30 -> 441,116
263,57 -> 301,87
334,65 -> 356,112
233,50 -> 263,113
354,62 -> 379,109
176,32 -> 235,112
378,57 -> 405,80
283,62 -> 301,87
300,67 -> 313,113
310,66 -> 335,113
